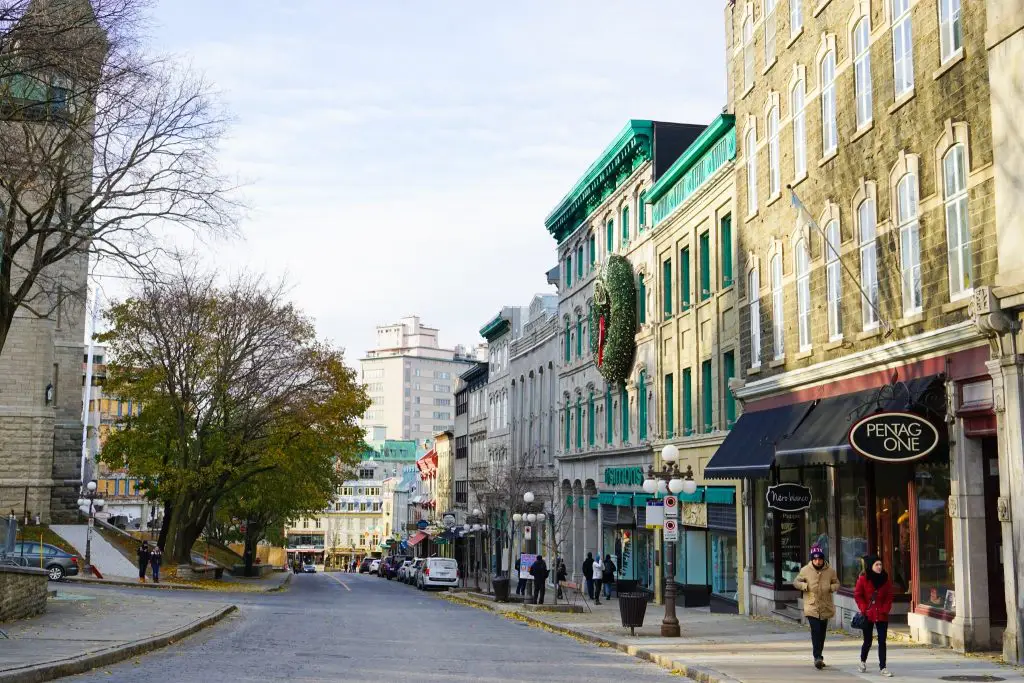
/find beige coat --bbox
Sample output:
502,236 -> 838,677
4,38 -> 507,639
793,562 -> 839,619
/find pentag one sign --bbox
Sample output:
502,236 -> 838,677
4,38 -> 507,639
848,411 -> 940,463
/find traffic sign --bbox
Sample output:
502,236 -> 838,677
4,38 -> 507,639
663,518 -> 679,542
664,495 -> 679,518
524,524 -> 532,540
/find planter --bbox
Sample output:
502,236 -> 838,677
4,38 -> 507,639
618,591 -> 648,636
493,576 -> 510,603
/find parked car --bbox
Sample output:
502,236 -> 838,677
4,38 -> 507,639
9,542 -> 79,581
405,558 -> 425,584
380,555 -> 402,579
368,559 -> 381,574
302,562 -> 316,573
358,558 -> 373,573
396,559 -> 414,582
417,557 -> 459,591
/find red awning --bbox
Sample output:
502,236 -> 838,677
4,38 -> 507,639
408,531 -> 428,546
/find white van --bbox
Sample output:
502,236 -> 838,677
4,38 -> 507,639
417,557 -> 458,590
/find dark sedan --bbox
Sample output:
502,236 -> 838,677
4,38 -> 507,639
9,542 -> 79,581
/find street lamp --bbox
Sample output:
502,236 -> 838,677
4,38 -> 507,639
81,481 -> 98,577
643,444 -> 696,638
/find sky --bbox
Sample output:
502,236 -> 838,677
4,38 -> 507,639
139,1 -> 727,364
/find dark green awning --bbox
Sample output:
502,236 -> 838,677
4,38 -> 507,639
705,487 -> 735,505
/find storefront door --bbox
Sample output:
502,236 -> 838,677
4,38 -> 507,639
875,463 -> 913,594
983,437 -> 1007,624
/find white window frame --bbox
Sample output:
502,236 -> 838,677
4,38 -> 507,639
790,0 -> 802,37
791,78 -> 806,179
768,105 -> 780,197
853,17 -> 872,129
771,253 -> 785,359
858,199 -> 880,330
943,144 -> 972,300
825,220 -> 842,341
820,49 -> 837,155
749,267 -> 762,368
746,126 -> 758,214
743,14 -> 755,92
897,173 -> 923,316
891,0 -> 914,98
795,240 -> 811,352
938,0 -> 962,63
765,0 -> 778,65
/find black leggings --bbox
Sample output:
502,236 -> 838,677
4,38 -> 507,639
861,620 -> 888,668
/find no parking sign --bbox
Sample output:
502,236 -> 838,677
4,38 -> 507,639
664,519 -> 679,542
664,495 -> 679,518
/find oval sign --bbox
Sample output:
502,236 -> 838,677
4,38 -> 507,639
848,411 -> 940,463
766,483 -> 813,513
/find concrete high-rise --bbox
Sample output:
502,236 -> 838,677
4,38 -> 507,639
359,316 -> 484,446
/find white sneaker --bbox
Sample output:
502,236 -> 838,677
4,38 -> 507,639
881,669 -> 893,677
858,662 -> 867,673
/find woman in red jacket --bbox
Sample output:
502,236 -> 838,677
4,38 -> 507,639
854,554 -> 894,676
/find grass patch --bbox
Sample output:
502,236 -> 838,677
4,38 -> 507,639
192,539 -> 243,569
17,524 -> 82,559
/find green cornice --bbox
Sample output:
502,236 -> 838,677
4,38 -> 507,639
479,314 -> 511,342
544,120 -> 654,244
646,113 -> 735,205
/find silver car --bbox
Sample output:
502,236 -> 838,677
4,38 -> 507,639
10,542 -> 80,581
405,558 -> 425,584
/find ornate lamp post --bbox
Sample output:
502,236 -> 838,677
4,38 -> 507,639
642,444 -> 696,638
77,481 -> 101,577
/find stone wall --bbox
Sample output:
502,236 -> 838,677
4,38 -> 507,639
0,566 -> 48,623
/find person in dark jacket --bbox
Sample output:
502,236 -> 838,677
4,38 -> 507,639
854,555 -> 895,677
582,552 -> 595,599
602,554 -> 616,600
149,545 -> 163,583
137,542 -> 151,583
556,559 -> 567,599
529,555 -> 549,605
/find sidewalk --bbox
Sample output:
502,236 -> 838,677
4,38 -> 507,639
50,524 -> 138,579
0,585 -> 235,683
442,591 -> 1023,683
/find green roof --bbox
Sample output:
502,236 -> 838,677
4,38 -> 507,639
544,120 -> 654,244
362,439 -> 419,462
479,314 -> 511,341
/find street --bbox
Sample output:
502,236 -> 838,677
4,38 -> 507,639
64,574 -> 676,682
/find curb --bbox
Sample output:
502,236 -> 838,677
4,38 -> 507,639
266,573 -> 292,593
63,576 -> 202,591
0,604 -> 237,683
438,592 -> 739,683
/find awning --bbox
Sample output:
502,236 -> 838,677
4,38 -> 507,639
678,487 -> 704,503
705,486 -> 735,505
632,494 -> 652,508
408,531 -> 428,546
774,375 -> 944,467
704,400 -> 816,479
611,493 -> 633,507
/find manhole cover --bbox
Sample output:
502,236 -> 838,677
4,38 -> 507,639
940,676 -> 1005,682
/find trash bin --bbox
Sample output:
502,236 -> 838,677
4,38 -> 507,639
616,579 -> 639,595
493,576 -> 511,603
618,591 -> 648,636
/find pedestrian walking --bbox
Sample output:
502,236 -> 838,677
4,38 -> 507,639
602,554 -> 616,600
582,552 -> 595,600
136,541 -> 151,583
515,557 -> 527,596
555,559 -> 567,599
855,555 -> 895,677
792,544 -> 839,670
529,555 -> 549,605
592,554 -> 604,605
149,545 -> 163,583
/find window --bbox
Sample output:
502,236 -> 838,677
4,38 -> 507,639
606,219 -> 614,254
575,397 -> 582,449
897,173 -> 922,315
682,368 -> 693,435
564,399 -> 571,452
638,275 -> 647,325
701,359 -> 713,432
564,319 -> 571,363
825,220 -> 842,340
665,373 -> 675,438
638,191 -> 647,228
944,144 -> 972,299
791,79 -> 806,179
700,231 -> 711,300
771,254 -> 784,359
745,127 -> 758,213
565,254 -> 572,287
938,0 -> 961,64
638,371 -> 648,442
455,480 -> 468,505
576,245 -> 584,280
589,233 -> 596,270
587,392 -> 595,446
796,240 -> 811,351
917,457 -> 955,611
576,314 -> 583,358
723,351 -> 736,427
892,0 -> 914,97
749,267 -> 762,368
859,199 -> 880,328
790,0 -> 802,36
853,17 -> 872,128
820,49 -> 837,155
605,385 -> 613,444
620,385 -> 629,442
767,105 -> 780,196
663,258 -> 673,318
721,214 -> 733,286
765,0 -> 777,65
743,14 -> 754,91
621,205 -> 630,246
680,247 -> 691,309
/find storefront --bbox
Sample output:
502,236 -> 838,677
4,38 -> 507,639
708,347 -> 1005,651
672,485 -> 740,612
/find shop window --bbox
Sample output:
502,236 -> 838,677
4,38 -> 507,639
804,466 -> 831,562
877,463 -> 913,594
837,459 -> 869,587
676,528 -> 709,585
916,456 -> 954,612
779,469 -> 805,584
710,530 -> 738,601
753,479 -> 775,584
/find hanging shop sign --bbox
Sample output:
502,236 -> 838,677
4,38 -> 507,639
603,466 -> 645,487
765,483 -> 813,513
848,411 -> 940,463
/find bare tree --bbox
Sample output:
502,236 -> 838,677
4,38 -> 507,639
0,0 -> 237,356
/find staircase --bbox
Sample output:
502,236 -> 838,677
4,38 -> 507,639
771,600 -> 803,624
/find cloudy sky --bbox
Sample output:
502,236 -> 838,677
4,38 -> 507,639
143,1 -> 727,363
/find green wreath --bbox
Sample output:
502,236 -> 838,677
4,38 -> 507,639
590,254 -> 637,387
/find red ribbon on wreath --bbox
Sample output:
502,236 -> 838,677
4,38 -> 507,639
597,314 -> 606,367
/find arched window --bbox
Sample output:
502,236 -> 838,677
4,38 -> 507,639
749,267 -> 762,368
771,253 -> 784,359
767,105 -> 780,196
790,0 -> 802,36
944,144 -> 971,298
858,199 -> 879,328
745,126 -> 758,214
825,220 -> 842,340
897,173 -> 922,314
853,17 -> 872,128
638,371 -> 648,442
820,48 -> 837,154
791,78 -> 806,179
796,240 -> 811,351
743,14 -> 755,91
892,0 -> 914,97
765,0 -> 778,64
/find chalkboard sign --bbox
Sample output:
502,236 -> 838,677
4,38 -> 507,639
766,483 -> 813,513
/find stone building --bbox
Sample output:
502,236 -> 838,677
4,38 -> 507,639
454,361 -> 487,577
547,120 -> 704,592
0,0 -> 107,523
646,113 -> 745,612
710,0 -> 1003,653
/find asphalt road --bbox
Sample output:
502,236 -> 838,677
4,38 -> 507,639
65,571 -> 676,682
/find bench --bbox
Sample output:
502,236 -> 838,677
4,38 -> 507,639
558,580 -> 592,613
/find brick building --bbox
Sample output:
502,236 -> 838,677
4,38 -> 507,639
707,0 -> 1005,653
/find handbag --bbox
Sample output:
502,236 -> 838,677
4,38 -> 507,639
852,589 -> 878,629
